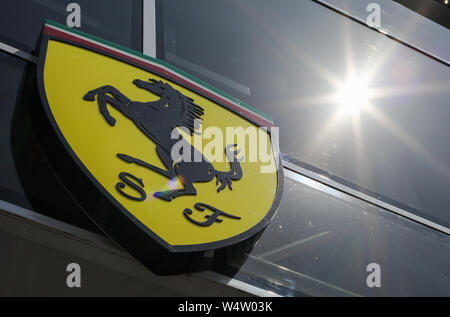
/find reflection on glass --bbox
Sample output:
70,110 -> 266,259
337,77 -> 369,115
218,172 -> 450,296
0,0 -> 142,52
162,0 -> 450,228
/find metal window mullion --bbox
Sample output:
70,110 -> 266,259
143,0 -> 157,58
0,41 -> 37,63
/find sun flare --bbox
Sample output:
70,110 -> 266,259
338,78 -> 369,115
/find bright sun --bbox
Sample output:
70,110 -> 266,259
338,78 -> 369,114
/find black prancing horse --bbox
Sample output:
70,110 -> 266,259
83,79 -> 243,225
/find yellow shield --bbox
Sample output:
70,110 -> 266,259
37,21 -> 283,274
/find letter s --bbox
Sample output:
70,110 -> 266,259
116,172 -> 147,201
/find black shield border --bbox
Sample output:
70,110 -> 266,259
34,25 -> 284,274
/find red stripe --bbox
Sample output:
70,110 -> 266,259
44,26 -> 273,128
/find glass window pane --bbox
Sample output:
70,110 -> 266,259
217,170 -> 450,296
161,0 -> 450,228
318,0 -> 450,61
0,0 -> 142,53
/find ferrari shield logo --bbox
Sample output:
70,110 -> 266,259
36,21 -> 283,275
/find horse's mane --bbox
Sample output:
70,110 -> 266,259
139,79 -> 205,135
178,94 -> 204,135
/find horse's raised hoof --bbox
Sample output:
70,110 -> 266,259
153,191 -> 173,201
105,116 -> 116,126
83,90 -> 97,101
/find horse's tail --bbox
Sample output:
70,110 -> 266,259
214,144 -> 243,192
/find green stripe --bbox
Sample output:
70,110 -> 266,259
45,20 -> 273,123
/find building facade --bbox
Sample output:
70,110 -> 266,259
0,0 -> 449,296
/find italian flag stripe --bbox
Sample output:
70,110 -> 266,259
43,20 -> 274,127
